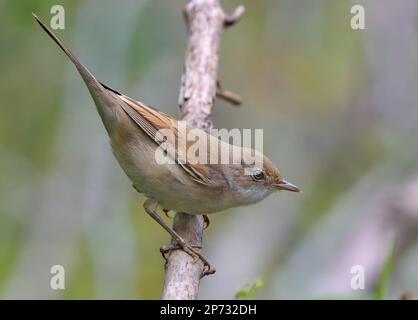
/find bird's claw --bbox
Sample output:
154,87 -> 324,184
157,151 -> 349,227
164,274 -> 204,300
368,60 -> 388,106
163,209 -> 172,218
203,214 -> 210,229
159,243 -> 216,278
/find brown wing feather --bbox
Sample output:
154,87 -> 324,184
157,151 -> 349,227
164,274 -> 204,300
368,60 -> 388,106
108,88 -> 217,187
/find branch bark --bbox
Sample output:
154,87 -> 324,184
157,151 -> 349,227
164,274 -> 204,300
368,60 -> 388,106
161,0 -> 244,300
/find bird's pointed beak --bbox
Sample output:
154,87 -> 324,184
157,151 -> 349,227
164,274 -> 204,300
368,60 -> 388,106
274,179 -> 301,192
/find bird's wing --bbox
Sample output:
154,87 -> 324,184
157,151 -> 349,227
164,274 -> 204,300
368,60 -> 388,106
102,83 -> 218,187
33,14 -> 220,188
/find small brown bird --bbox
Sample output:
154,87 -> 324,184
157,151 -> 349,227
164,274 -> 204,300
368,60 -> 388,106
33,14 -> 299,276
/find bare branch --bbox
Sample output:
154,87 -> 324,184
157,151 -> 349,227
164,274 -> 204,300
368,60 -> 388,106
224,5 -> 245,27
161,0 -> 242,300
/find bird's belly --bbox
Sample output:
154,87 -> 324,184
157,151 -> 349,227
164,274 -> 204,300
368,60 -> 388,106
110,126 -> 231,214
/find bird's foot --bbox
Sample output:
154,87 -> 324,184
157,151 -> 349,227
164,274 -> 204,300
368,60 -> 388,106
143,198 -> 215,278
160,243 -> 216,278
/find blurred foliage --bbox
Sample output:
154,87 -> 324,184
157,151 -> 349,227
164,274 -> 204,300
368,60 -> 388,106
374,242 -> 396,300
235,278 -> 265,300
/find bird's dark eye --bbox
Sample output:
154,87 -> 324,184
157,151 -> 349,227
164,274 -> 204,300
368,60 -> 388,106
252,170 -> 265,181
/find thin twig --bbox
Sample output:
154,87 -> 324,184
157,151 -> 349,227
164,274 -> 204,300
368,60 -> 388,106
224,5 -> 245,27
216,89 -> 242,106
216,81 -> 242,106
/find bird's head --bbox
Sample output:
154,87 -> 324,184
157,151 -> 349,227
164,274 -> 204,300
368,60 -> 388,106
228,148 -> 300,206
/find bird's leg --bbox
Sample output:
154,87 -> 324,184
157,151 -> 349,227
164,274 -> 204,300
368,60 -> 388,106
203,214 -> 210,229
143,198 -> 215,277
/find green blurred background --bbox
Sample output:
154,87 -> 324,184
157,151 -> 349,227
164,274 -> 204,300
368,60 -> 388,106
1,0 -> 418,299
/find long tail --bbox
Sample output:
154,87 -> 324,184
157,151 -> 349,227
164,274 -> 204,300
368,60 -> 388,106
33,13 -> 116,128
32,13 -> 80,65
33,13 -> 100,84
